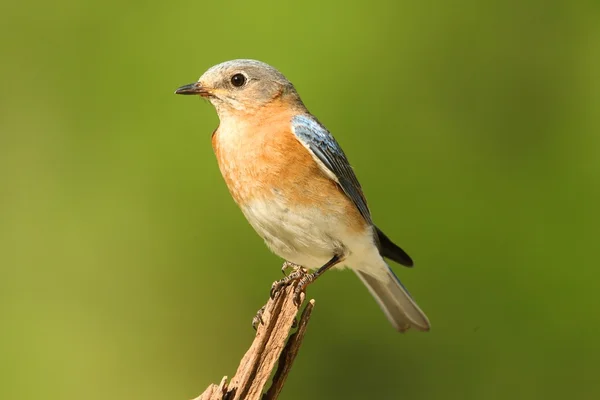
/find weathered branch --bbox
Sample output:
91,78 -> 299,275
194,285 -> 315,400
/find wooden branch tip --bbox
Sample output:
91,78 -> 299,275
194,285 -> 315,400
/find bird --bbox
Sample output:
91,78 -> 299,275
175,59 -> 430,332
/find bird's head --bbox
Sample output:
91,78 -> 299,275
175,59 -> 303,117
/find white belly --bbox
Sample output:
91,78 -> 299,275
241,197 -> 378,271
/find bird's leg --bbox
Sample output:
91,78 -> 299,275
281,260 -> 303,276
270,263 -> 309,298
293,254 -> 342,305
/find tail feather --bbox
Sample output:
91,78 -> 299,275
375,226 -> 413,267
355,263 -> 430,332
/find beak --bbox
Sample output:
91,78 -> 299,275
174,82 -> 211,97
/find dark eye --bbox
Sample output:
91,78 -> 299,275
231,73 -> 246,87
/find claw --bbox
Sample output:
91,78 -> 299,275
293,272 -> 316,306
270,280 -> 286,298
293,291 -> 303,306
252,305 -> 266,330
270,267 -> 308,298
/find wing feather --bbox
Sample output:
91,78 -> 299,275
291,114 -> 372,225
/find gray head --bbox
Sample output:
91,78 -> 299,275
175,59 -> 303,115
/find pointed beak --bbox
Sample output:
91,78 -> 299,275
174,82 -> 211,97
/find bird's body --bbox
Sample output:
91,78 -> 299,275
176,59 -> 430,332
213,107 -> 368,270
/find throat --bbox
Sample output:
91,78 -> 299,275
212,119 -> 268,205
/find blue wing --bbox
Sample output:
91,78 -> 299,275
291,114 -> 372,225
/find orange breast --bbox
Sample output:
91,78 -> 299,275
212,104 -> 367,234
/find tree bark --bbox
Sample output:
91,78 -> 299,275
194,285 -> 314,400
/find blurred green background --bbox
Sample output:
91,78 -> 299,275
1,0 -> 599,399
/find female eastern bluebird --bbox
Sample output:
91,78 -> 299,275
175,59 -> 430,332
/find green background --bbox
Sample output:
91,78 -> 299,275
1,1 -> 599,399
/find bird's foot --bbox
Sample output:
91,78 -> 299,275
270,264 -> 308,299
288,254 -> 342,305
253,263 -> 305,330
292,271 -> 318,306
281,260 -> 303,275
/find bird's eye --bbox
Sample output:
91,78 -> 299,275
230,73 -> 247,87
